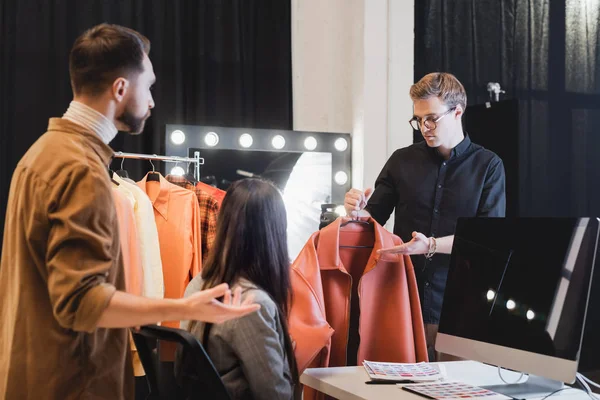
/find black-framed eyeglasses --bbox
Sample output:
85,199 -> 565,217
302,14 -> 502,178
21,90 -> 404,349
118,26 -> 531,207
409,107 -> 456,131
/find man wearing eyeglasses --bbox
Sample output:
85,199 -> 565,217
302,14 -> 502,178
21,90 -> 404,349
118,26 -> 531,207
344,72 -> 506,361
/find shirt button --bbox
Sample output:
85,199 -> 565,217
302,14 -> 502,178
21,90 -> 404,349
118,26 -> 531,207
442,162 -> 447,167
425,282 -> 430,286
438,184 -> 442,189
431,232 -> 436,237
434,209 -> 439,214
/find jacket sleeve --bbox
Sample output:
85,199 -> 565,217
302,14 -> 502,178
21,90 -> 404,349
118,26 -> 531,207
229,297 -> 294,400
46,166 -> 117,333
289,235 -> 334,373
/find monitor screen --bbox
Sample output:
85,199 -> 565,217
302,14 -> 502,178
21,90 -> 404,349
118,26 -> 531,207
437,217 -> 598,382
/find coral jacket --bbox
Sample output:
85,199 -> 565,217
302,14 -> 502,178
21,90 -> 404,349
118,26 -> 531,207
289,217 -> 428,374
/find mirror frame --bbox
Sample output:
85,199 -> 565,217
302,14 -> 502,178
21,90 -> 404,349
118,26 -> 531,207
165,124 -> 352,203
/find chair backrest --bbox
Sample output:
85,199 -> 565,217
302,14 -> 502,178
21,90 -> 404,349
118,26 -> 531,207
132,324 -> 231,400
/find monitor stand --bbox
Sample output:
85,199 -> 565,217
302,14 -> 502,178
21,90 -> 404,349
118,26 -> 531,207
482,374 -> 564,400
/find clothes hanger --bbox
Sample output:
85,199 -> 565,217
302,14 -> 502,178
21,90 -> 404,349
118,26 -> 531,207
146,159 -> 160,181
183,161 -> 198,185
115,157 -> 129,179
107,166 -> 120,186
340,218 -> 371,228
339,215 -> 374,249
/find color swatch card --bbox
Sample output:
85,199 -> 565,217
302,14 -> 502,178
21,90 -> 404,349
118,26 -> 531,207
362,361 -> 444,382
400,381 -> 512,400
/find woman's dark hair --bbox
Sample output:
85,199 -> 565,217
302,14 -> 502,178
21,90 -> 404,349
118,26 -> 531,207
200,178 -> 298,383
69,23 -> 150,96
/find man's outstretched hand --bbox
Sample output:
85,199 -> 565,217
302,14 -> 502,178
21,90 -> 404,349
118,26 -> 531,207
377,231 -> 430,255
183,283 -> 260,324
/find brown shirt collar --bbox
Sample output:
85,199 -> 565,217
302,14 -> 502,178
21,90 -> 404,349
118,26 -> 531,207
47,118 -> 115,166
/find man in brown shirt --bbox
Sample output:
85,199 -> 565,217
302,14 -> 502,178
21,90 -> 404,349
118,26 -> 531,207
0,24 -> 258,400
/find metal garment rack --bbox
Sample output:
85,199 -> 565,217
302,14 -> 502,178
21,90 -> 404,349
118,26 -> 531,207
113,151 -> 204,180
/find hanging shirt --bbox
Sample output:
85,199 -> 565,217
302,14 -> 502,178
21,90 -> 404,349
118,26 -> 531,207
0,118 -> 133,400
112,187 -> 146,378
196,181 -> 227,206
114,173 -> 165,300
112,188 -> 144,296
138,173 -> 203,360
166,174 -> 219,262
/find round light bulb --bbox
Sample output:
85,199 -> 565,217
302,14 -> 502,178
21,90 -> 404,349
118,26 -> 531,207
334,138 -> 348,152
304,136 -> 318,151
170,130 -> 186,145
170,166 -> 185,176
506,299 -> 516,310
335,205 -> 347,216
272,135 -> 286,149
239,133 -> 253,148
486,289 -> 496,301
334,171 -> 348,185
204,132 -> 219,147
526,310 -> 535,320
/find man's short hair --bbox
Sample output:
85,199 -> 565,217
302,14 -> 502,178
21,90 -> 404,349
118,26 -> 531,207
409,72 -> 467,110
69,23 -> 150,96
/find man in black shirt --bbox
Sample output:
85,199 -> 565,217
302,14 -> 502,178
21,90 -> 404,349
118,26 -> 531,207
344,72 -> 506,360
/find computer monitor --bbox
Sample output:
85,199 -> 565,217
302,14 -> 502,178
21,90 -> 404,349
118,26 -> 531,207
436,217 -> 599,397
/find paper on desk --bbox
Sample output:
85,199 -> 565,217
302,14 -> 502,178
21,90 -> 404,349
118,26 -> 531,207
363,361 -> 445,382
400,381 -> 512,400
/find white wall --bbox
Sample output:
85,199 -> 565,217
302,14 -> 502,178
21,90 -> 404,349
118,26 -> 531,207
292,0 -> 415,196
291,0 -> 355,134
388,0 -> 415,158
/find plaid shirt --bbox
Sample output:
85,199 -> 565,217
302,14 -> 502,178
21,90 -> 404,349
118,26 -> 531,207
166,175 -> 219,262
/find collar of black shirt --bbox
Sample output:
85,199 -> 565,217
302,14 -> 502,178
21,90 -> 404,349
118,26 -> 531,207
430,133 -> 472,160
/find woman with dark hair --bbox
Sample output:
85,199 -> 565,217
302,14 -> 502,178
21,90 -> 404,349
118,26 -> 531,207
181,178 -> 299,400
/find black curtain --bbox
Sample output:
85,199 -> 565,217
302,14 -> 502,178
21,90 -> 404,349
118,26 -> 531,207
415,0 -> 600,218
0,0 -> 292,243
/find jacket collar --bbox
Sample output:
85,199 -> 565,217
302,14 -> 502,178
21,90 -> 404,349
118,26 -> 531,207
317,217 -> 402,275
138,173 -> 171,220
47,118 -> 114,166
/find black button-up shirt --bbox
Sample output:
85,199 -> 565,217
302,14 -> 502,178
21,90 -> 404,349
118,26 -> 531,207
365,135 -> 506,324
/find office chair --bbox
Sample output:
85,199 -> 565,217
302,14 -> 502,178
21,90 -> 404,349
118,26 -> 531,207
132,324 -> 231,400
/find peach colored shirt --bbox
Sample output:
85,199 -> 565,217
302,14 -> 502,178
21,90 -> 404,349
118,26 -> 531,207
112,187 -> 146,377
112,188 -> 144,296
137,173 -> 202,322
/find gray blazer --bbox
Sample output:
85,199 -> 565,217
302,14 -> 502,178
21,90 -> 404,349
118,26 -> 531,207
181,277 -> 296,400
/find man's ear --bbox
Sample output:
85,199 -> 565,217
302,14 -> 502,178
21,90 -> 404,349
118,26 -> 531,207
454,105 -> 464,119
112,78 -> 129,102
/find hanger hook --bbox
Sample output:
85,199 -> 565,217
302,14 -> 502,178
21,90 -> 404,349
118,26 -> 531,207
120,157 -> 125,170
149,159 -> 155,172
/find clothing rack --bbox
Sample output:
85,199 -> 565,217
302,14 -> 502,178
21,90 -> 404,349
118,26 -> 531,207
113,151 -> 204,180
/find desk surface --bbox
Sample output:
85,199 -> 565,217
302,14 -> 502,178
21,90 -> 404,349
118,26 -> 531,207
300,361 -> 590,400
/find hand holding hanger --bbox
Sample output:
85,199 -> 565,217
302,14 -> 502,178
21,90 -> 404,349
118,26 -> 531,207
344,187 -> 373,218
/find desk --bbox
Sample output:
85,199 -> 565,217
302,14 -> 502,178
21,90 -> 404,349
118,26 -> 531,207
300,361 -> 590,400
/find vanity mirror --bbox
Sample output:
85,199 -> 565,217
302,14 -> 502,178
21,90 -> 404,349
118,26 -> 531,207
165,125 -> 351,259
